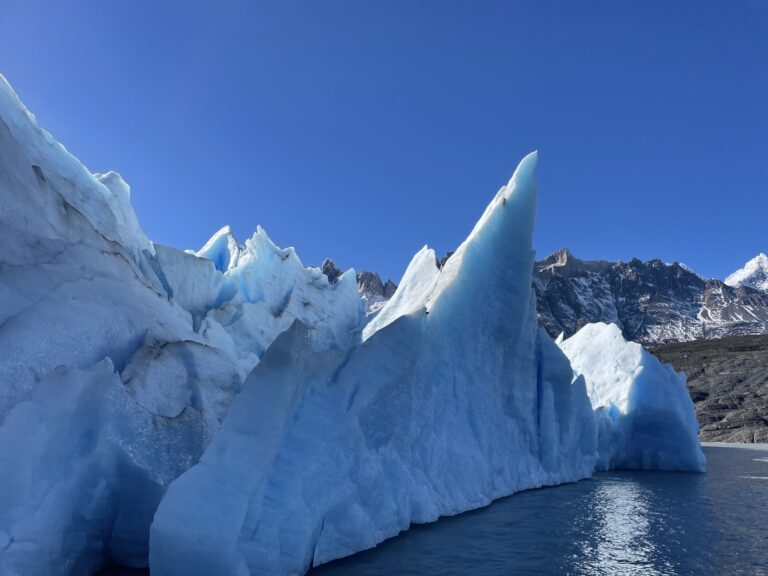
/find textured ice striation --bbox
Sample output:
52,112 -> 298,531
149,152 -> 599,576
559,322 -> 706,472
0,72 -> 704,576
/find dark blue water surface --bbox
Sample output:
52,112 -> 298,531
310,445 -> 768,576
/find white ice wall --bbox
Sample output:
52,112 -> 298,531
0,75 -> 365,576
559,322 -> 706,472
149,152 -> 598,576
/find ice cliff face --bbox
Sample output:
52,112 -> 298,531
149,152 -> 599,576
0,75 -> 363,575
0,75 -> 704,576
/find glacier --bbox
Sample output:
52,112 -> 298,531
149,152 -> 599,576
0,72 -> 704,576
559,323 -> 706,472
0,75 -> 362,576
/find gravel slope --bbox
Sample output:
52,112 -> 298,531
652,335 -> 768,442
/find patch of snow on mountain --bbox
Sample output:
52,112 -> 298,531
725,253 -> 768,292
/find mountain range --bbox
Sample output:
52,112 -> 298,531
534,250 -> 768,346
343,250 -> 768,347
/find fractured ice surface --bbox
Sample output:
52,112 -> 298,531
194,225 -> 365,374
0,75 -> 363,575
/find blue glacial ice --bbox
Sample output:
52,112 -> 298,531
559,322 -> 706,472
0,73 -> 704,576
149,152 -> 599,576
0,75 -> 363,575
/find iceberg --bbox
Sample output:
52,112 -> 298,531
149,152 -> 598,576
559,322 -> 706,472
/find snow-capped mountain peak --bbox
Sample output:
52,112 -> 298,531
725,253 -> 768,292
534,250 -> 768,345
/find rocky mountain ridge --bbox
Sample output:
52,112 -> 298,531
321,258 -> 396,310
341,249 -> 768,347
533,249 -> 768,346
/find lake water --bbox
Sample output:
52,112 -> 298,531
311,445 -> 768,576
101,445 -> 768,576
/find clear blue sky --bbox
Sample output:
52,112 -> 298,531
2,1 -> 767,282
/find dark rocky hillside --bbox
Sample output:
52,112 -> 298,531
534,249 -> 768,346
652,335 -> 768,442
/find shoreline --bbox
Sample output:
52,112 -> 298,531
702,442 -> 768,451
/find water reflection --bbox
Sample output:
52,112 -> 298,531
312,448 -> 768,576
577,480 -> 656,575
